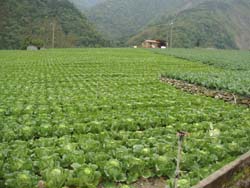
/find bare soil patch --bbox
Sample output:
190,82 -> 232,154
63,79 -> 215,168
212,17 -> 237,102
131,177 -> 167,188
98,177 -> 167,188
234,176 -> 250,188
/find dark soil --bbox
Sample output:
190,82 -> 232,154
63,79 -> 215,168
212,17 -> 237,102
98,178 -> 167,188
160,77 -> 250,107
229,165 -> 250,188
235,178 -> 250,188
131,177 -> 167,188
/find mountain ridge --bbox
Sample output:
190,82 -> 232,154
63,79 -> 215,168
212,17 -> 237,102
1,0 -> 250,49
0,0 -> 108,49
131,0 -> 250,49
87,0 -> 193,42
71,0 -> 250,49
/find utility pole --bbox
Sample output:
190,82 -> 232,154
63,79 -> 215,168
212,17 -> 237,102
166,33 -> 169,48
170,21 -> 174,48
51,22 -> 55,48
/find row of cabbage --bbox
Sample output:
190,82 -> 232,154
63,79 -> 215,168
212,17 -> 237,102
154,48 -> 250,70
154,48 -> 250,96
0,49 -> 249,188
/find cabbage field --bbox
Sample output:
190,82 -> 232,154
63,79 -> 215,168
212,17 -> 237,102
0,49 -> 249,188
154,48 -> 250,96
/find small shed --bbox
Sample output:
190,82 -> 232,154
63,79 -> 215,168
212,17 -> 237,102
27,45 -> 38,51
142,39 -> 166,48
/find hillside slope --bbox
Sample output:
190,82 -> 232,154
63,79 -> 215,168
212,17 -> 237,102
128,0 -> 250,49
84,0 -> 250,49
87,0 -> 203,43
0,0 -> 108,49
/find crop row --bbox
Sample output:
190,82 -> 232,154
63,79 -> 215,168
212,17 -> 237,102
154,48 -> 250,96
0,49 -> 249,188
154,48 -> 250,71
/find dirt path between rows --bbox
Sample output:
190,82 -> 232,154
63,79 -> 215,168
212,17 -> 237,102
160,77 -> 250,107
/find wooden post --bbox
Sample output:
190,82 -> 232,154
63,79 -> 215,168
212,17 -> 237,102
174,131 -> 187,188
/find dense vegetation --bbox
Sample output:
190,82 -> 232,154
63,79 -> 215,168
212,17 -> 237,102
129,0 -> 250,49
155,48 -> 250,96
0,0 -> 109,49
87,0 -> 192,44
0,49 -> 249,188
2,0 -> 250,49
75,0 -> 250,49
156,48 -> 250,70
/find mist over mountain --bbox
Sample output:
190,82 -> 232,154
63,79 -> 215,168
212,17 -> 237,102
68,0 -> 105,9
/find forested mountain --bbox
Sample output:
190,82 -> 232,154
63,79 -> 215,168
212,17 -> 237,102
82,0 -> 250,49
129,0 -> 250,49
1,0 -> 250,49
0,0 -> 109,49
87,0 -> 199,43
68,0 -> 105,10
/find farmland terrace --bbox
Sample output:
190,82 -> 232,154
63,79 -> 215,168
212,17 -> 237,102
0,48 -> 249,188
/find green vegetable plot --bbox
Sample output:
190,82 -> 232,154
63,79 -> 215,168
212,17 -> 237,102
154,48 -> 250,96
0,49 -> 249,188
